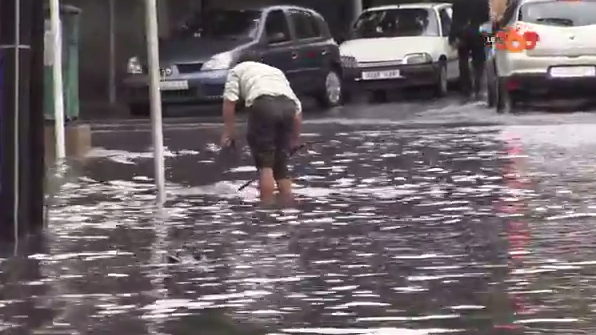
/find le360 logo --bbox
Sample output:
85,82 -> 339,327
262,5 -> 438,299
483,26 -> 540,52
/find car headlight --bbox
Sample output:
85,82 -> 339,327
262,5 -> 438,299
127,56 -> 143,74
340,55 -> 358,68
403,53 -> 432,65
202,52 -> 233,71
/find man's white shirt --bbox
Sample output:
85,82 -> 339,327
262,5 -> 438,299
223,61 -> 302,114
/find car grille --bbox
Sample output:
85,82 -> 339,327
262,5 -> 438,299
176,63 -> 204,73
161,90 -> 197,98
358,60 -> 402,68
140,65 -> 176,76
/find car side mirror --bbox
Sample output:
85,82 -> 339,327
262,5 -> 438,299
267,32 -> 287,44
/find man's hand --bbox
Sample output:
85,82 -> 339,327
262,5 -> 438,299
220,132 -> 234,148
220,98 -> 237,150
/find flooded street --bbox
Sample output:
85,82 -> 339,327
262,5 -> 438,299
4,100 -> 596,334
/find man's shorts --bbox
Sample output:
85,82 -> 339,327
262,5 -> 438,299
246,95 -> 297,180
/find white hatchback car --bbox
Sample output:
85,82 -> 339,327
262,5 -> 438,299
339,3 -> 459,99
486,0 -> 596,112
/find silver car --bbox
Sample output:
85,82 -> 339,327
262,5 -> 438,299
485,0 -> 596,113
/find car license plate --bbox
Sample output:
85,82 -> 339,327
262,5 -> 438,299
362,70 -> 401,80
159,80 -> 189,91
549,66 -> 596,78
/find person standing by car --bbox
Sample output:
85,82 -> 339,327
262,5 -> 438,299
220,51 -> 302,205
449,0 -> 490,101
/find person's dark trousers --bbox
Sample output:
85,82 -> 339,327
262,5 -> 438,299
246,95 -> 297,181
457,33 -> 487,98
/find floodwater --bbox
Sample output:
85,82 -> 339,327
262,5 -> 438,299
3,102 -> 596,334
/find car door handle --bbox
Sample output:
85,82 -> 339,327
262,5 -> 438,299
321,49 -> 328,55
291,52 -> 298,59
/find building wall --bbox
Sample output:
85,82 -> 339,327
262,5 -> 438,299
62,0 -> 145,105
67,0 -> 360,112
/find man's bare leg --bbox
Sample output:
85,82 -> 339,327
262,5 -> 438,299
276,178 -> 293,204
259,167 -> 276,205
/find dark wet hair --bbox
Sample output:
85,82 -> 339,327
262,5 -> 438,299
237,50 -> 262,63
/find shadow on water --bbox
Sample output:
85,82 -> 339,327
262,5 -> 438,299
4,121 -> 594,334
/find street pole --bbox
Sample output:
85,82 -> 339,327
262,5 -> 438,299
0,0 -> 35,242
108,0 -> 116,105
49,0 -> 66,164
29,0 -> 46,233
144,0 -> 166,206
353,0 -> 363,21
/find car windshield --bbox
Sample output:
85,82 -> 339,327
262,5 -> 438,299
177,9 -> 261,39
520,0 -> 596,26
352,8 -> 438,38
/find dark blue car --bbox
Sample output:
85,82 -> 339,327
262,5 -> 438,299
124,5 -> 343,116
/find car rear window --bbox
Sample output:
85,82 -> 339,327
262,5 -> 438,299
353,8 -> 439,38
519,0 -> 596,26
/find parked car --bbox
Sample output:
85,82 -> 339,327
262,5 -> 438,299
339,3 -> 459,101
124,5 -> 343,116
485,0 -> 596,113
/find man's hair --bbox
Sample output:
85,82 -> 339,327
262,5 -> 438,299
237,50 -> 262,63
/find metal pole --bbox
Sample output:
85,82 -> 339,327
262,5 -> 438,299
353,0 -> 363,21
49,0 -> 66,161
144,0 -> 166,205
29,0 -> 46,233
0,0 -> 36,241
0,0 -> 22,241
108,0 -> 116,104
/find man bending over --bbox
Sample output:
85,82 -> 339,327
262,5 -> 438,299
220,51 -> 302,204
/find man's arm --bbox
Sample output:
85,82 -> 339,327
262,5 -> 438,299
292,112 -> 302,147
222,69 -> 240,138
287,92 -> 302,145
449,0 -> 464,44
497,0 -> 519,29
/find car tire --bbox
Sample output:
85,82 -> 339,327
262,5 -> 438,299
434,62 -> 448,97
496,77 -> 516,114
316,68 -> 343,108
485,64 -> 497,108
129,103 -> 149,116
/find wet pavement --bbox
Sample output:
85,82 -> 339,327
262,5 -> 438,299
4,97 -> 596,334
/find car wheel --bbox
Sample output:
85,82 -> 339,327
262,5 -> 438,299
434,62 -> 448,97
316,68 -> 342,108
129,103 -> 149,116
496,77 -> 516,114
485,64 -> 497,108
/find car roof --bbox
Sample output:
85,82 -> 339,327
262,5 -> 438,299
362,2 -> 451,12
218,4 -> 320,13
517,0 -> 550,4
518,0 -> 595,4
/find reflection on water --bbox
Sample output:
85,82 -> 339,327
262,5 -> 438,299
1,124 -> 595,334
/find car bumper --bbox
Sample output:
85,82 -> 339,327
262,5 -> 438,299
342,62 -> 439,91
123,70 -> 228,105
498,53 -> 596,76
505,72 -> 596,99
